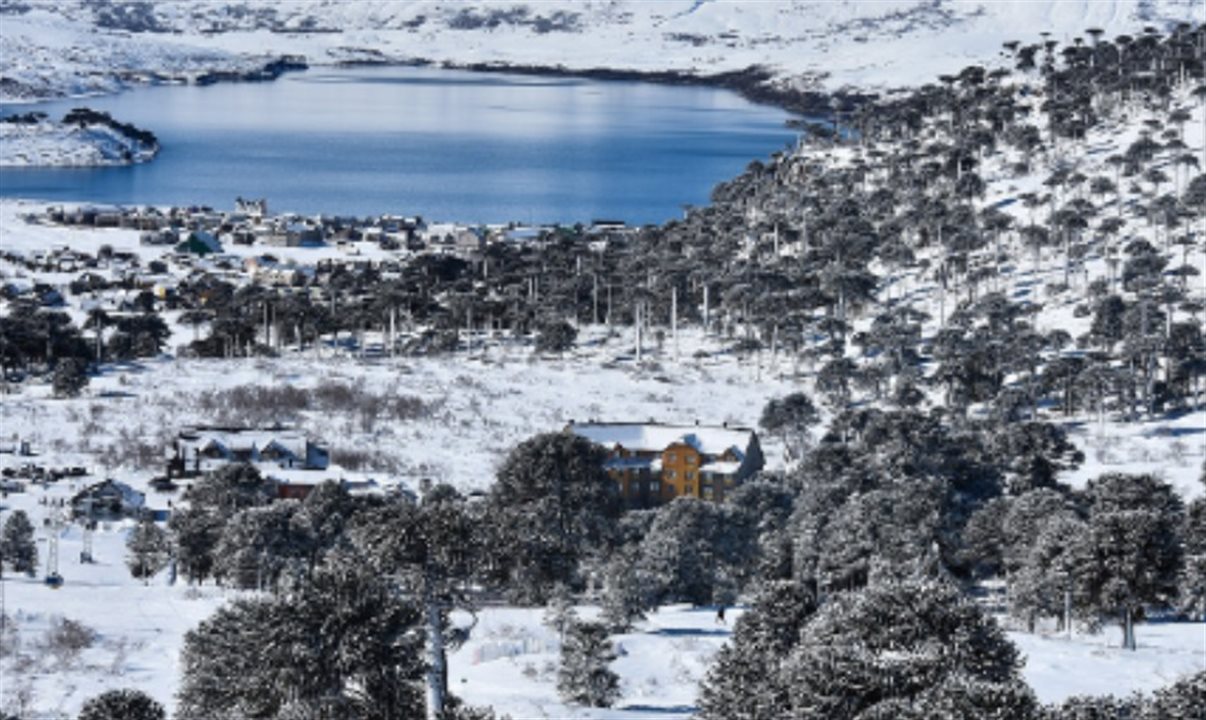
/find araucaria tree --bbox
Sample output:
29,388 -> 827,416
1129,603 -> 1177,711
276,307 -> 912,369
126,519 -> 171,583
557,620 -> 620,708
1073,473 -> 1183,650
1,509 -> 38,576
484,432 -> 621,602
699,579 -> 1037,719
697,581 -> 818,720
176,566 -> 425,719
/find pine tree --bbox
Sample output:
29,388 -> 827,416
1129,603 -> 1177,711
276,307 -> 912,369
1009,515 -> 1085,633
1045,694 -> 1144,720
1180,498 -> 1206,621
0,510 -> 37,576
697,581 -> 817,720
486,433 -> 621,602
782,580 -> 1030,719
126,519 -> 171,583
1073,473 -> 1183,650
78,688 -> 165,720
556,620 -> 620,708
759,392 -> 820,461
177,566 -> 425,720
543,583 -> 578,640
213,502 -> 313,590
1144,671 -> 1205,719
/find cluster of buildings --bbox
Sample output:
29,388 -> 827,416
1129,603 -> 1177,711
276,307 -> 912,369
41,200 -> 636,264
62,419 -> 763,523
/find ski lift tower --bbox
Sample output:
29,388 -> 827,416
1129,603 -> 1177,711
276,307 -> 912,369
79,498 -> 94,563
44,500 -> 64,588
80,519 -> 95,564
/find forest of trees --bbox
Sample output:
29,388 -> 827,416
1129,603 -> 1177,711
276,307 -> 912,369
5,17 -> 1204,720
152,411 -> 1203,717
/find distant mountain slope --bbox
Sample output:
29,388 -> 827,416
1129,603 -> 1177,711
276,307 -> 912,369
1,0 -> 1201,101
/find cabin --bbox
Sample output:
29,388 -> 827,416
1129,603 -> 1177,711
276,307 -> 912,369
567,421 -> 764,509
71,479 -> 145,521
167,426 -> 330,479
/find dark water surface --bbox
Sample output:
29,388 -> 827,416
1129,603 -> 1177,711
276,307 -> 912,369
0,66 -> 797,224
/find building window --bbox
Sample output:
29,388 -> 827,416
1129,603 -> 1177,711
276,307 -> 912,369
667,470 -> 677,480
703,487 -> 713,499
686,471 -> 696,482
650,481 -> 660,492
686,454 -> 696,466
667,452 -> 677,463
725,477 -> 735,486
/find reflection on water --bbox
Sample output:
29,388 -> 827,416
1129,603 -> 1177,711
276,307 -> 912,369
0,66 -> 796,224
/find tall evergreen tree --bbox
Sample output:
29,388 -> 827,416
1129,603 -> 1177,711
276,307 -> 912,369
485,432 -> 620,602
1073,473 -> 1183,650
0,510 -> 37,576
697,581 -> 817,720
556,620 -> 620,708
177,566 -> 425,720
126,519 -> 171,583
783,580 -> 1034,719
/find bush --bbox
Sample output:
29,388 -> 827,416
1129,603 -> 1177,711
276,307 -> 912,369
45,616 -> 96,668
53,357 -> 89,398
78,688 -> 165,720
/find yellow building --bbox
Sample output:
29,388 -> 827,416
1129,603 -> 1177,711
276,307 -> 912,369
568,421 -> 764,508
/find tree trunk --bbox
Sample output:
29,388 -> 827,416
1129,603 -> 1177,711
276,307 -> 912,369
425,588 -> 447,720
1122,607 -> 1136,651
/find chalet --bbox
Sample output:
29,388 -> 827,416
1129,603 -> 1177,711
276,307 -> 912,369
167,426 -> 330,479
568,421 -> 764,508
71,479 -> 145,521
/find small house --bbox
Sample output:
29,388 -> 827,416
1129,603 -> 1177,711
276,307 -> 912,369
71,479 -> 145,521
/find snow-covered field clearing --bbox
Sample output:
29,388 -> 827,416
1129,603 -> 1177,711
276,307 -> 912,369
1,512 -> 1202,718
0,338 -> 1202,716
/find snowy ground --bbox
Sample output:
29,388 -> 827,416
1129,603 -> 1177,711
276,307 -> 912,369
1,1 -> 1201,103
0,121 -> 156,167
1,507 -> 1201,718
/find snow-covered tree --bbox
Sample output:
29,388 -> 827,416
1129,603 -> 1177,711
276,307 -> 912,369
170,463 -> 273,584
1144,671 -> 1205,719
347,485 -> 480,720
697,581 -> 817,720
0,509 -> 37,576
1180,498 -> 1206,620
125,519 -> 170,583
1010,515 -> 1086,633
633,497 -> 750,607
1044,694 -> 1144,720
78,688 -> 165,720
1073,473 -> 1183,650
485,432 -> 621,602
52,357 -> 89,398
213,501 -> 313,590
556,620 -> 620,708
782,580 -> 1033,719
759,392 -> 820,461
543,582 -> 578,641
177,565 -> 425,720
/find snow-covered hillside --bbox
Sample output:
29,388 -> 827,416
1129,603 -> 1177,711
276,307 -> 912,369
1,0 -> 1202,102
0,116 -> 158,167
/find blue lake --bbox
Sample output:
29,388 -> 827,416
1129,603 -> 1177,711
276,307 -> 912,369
0,66 -> 797,225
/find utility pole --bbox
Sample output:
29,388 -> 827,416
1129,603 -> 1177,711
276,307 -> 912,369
671,285 -> 679,363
